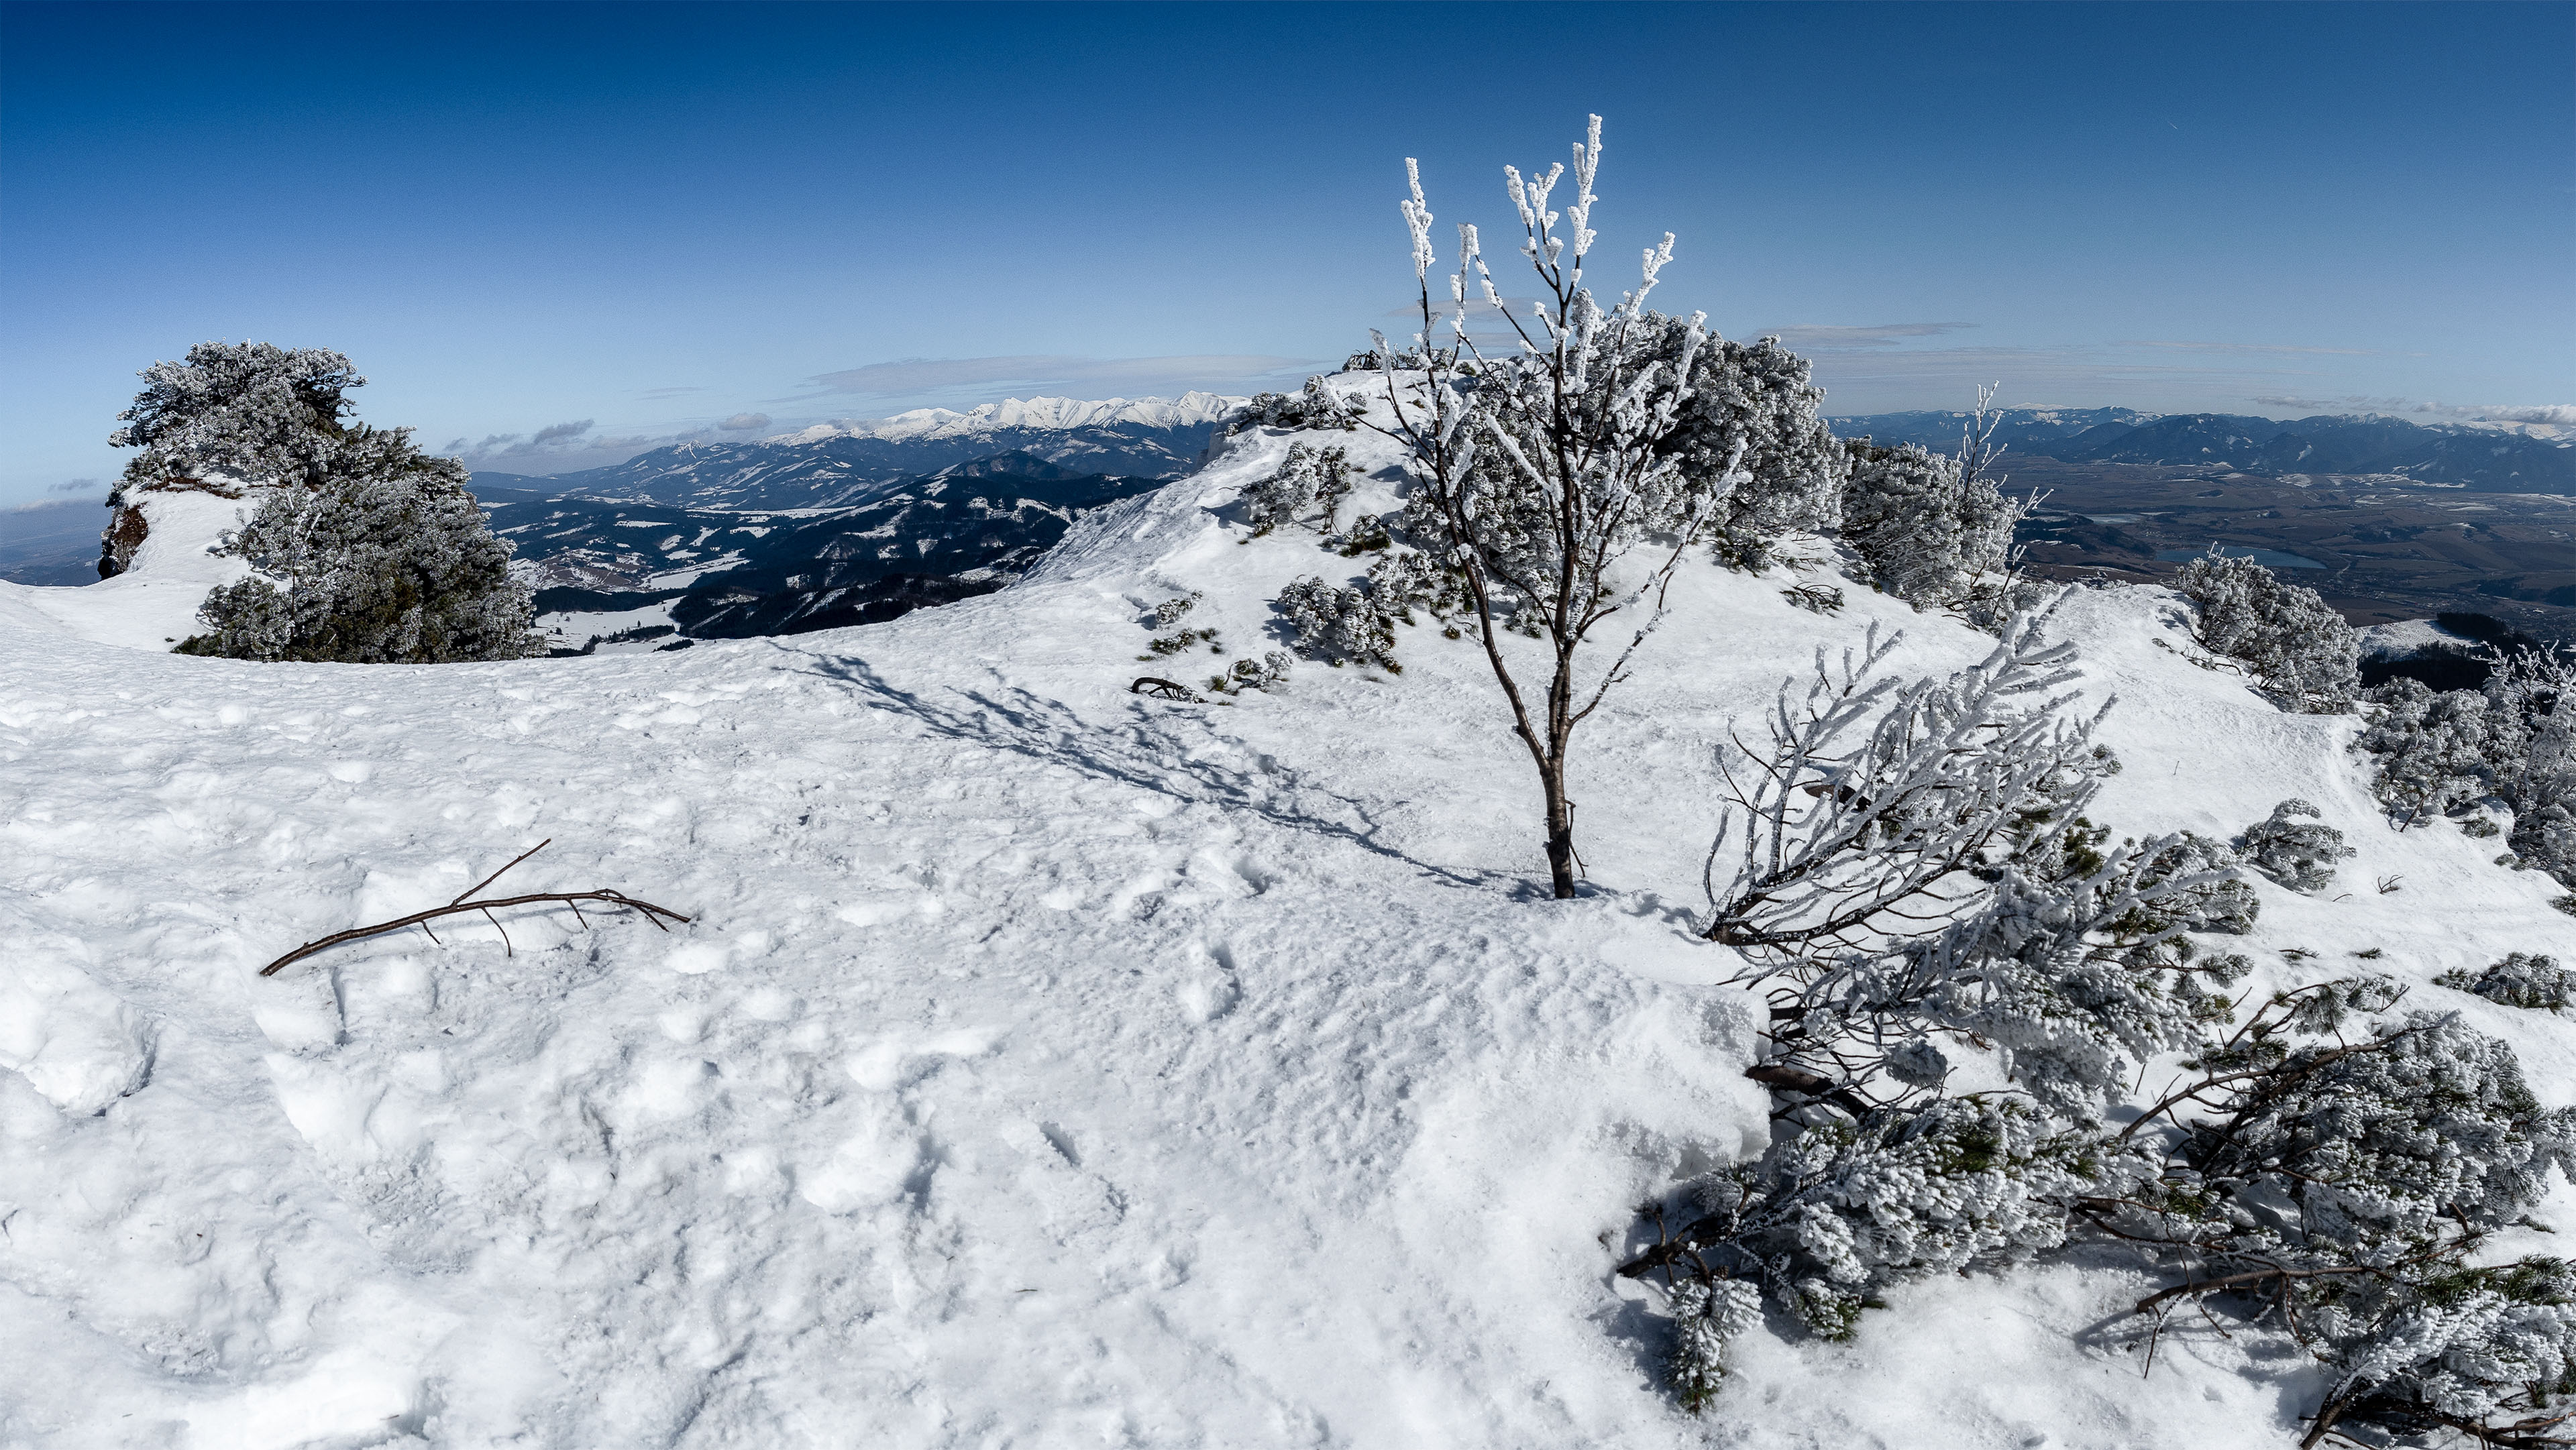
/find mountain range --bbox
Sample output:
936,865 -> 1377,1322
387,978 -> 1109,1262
472,393 -> 1238,510
1829,408 -> 2574,491
490,451 -> 1162,649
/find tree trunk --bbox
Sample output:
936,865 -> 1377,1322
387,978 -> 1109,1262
1541,749 -> 1578,899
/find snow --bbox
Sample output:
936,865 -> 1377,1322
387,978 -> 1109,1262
0,488 -> 250,650
4,408 -> 2573,1449
771,392 -> 1244,447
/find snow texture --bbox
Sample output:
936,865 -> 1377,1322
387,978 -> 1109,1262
4,403 -> 2573,1449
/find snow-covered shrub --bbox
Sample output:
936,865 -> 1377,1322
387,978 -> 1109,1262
1242,443 -> 1355,536
176,427 -> 541,662
2235,798 -> 2355,893
1366,549 -> 1468,628
1838,439 -> 2026,615
1662,1274 -> 1761,1412
1627,317 -> 1846,570
1277,575 -> 1398,673
1210,651 -> 1293,695
109,341 -> 541,663
2356,677 -> 2502,826
2172,547 -> 2361,713
1629,1096 -> 2112,1380
2356,649 -> 2576,890
1232,376 -> 1360,435
2111,1003 -> 2576,1445
2439,952 -> 2575,1011
1150,592 -> 1201,629
1703,608 -> 2108,956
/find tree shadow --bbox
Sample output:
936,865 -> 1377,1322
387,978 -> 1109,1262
786,651 -> 1509,893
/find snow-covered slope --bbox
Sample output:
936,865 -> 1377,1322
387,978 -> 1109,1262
5,402 -> 2572,1449
0,486 -> 250,650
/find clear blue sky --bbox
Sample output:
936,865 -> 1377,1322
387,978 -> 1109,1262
3,1 -> 2569,504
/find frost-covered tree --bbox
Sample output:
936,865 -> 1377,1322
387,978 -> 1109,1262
2355,677 -> 2502,827
106,341 -> 541,663
1701,608 -> 2110,956
1366,115 -> 1748,897
1838,393 -> 2032,622
2172,547 -> 2361,713
2235,799 -> 2356,894
109,341 -> 363,494
177,427 -> 543,662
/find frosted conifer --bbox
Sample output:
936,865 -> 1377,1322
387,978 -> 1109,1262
1277,576 -> 1399,672
2235,799 -> 2356,894
2438,952 -> 2575,1011
2172,548 -> 2361,713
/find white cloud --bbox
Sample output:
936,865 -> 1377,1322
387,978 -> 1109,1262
1758,322 -> 1978,350
2124,340 -> 2392,357
529,419 -> 594,445
46,476 -> 99,495
718,412 -> 772,432
2250,394 -> 2576,425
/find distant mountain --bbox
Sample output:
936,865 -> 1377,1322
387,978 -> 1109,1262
1826,407 -> 2575,492
474,393 -> 1240,510
490,457 -> 1161,647
1826,407 -> 2159,455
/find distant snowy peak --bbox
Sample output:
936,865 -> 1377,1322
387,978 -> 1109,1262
779,393 -> 1243,446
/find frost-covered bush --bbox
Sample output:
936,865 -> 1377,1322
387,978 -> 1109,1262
1242,442 -> 1355,536
1704,609 -> 2110,955
1211,651 -> 1293,695
2439,952 -> 2575,1011
1627,317 -> 1846,569
2172,548 -> 2361,712
2118,1007 -> 2576,1444
2356,677 -> 2502,825
2235,798 -> 2356,893
1232,376 -> 1360,434
1365,549 -> 1469,628
1277,575 -> 1399,672
2356,649 -> 2576,889
176,427 -> 541,662
1640,1097 -> 2101,1366
1150,592 -> 1202,629
1838,439 -> 2025,614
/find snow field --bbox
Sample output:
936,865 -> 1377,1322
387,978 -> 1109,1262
2,404 -> 2570,1448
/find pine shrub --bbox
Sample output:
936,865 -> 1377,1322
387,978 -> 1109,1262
2235,799 -> 2356,894
1276,575 -> 1399,672
2171,548 -> 2360,712
1839,439 -> 2023,614
2438,952 -> 2575,1011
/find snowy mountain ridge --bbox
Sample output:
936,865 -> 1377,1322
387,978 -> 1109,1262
5,388 -> 2574,1447
771,391 -> 1244,445
474,394 -> 1244,512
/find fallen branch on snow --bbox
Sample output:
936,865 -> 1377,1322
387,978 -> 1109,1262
257,838 -> 690,977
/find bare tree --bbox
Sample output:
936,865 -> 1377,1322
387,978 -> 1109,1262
1369,116 -> 1742,897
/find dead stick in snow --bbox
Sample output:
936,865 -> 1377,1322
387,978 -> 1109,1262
259,842 -> 690,978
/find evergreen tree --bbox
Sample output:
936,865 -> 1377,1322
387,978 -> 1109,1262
104,341 -> 541,663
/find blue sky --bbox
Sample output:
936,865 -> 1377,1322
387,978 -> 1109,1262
2,0 -> 2569,504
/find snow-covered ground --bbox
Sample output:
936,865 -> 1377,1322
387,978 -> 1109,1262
3,406 -> 2571,1449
